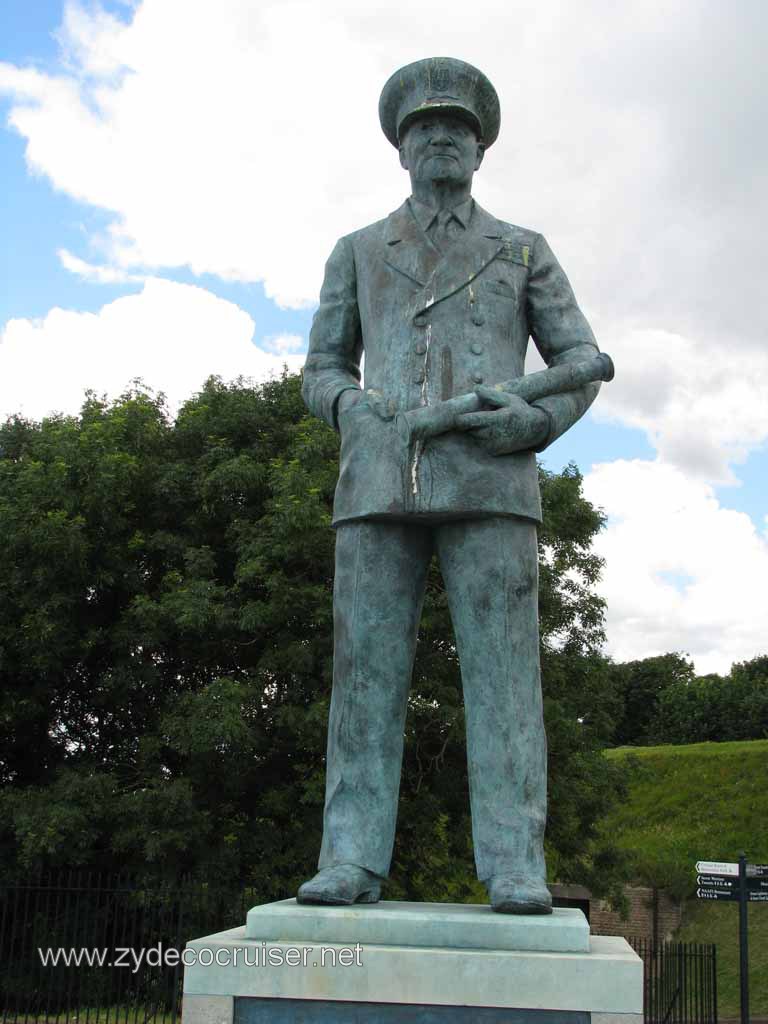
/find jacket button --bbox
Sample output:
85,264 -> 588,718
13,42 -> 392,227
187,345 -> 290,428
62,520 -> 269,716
472,373 -> 484,384
413,371 -> 425,384
470,342 -> 484,355
414,314 -> 428,326
472,313 -> 485,326
414,341 -> 427,355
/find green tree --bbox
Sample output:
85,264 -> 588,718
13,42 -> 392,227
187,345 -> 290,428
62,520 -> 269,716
649,655 -> 768,745
729,656 -> 768,740
650,673 -> 725,744
610,652 -> 695,746
0,375 -> 627,902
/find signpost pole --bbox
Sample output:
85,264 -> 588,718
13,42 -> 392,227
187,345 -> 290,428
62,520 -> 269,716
738,852 -> 749,1024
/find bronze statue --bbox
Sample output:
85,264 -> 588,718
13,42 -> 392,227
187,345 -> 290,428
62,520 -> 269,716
298,57 -> 609,913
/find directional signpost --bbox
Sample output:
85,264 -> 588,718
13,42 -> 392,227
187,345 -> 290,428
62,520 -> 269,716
696,860 -> 739,876
696,854 -> 768,1024
695,872 -> 768,901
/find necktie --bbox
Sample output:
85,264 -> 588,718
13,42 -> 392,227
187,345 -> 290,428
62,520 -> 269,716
431,209 -> 455,252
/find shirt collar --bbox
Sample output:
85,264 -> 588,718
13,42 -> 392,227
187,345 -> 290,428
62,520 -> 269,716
408,195 -> 475,233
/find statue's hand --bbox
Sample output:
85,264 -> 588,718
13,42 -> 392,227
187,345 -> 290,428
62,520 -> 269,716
337,389 -> 365,416
364,389 -> 397,421
337,388 -> 397,421
456,387 -> 549,455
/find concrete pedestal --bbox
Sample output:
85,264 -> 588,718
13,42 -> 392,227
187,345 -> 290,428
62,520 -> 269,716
182,900 -> 642,1024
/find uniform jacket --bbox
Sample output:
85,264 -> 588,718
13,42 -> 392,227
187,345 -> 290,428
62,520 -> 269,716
302,198 -> 600,526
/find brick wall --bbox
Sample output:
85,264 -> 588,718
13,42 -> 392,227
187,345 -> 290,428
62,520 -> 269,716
551,883 -> 682,942
591,886 -> 682,941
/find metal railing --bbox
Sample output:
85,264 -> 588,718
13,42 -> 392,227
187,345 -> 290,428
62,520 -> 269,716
0,876 -> 720,1024
630,936 -> 718,1024
0,872 -> 251,1024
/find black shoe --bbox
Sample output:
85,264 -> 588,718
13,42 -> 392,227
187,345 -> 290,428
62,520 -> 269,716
297,864 -> 382,906
488,874 -> 552,914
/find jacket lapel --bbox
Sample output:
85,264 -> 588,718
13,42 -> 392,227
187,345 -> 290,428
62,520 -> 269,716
381,201 -> 441,288
406,202 -> 507,319
381,200 -> 510,317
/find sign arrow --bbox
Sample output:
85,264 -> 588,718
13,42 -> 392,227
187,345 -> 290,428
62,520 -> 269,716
697,888 -> 738,901
696,860 -> 739,876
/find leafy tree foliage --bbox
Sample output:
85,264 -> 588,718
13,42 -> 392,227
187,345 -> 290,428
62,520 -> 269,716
649,656 -> 768,745
609,653 -> 695,747
0,375 -> 627,901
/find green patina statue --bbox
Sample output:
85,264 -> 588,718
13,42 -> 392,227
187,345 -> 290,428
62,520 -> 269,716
298,57 -> 610,914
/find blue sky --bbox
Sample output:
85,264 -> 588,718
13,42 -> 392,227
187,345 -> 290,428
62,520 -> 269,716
1,0 -> 767,673
0,2 -> 315,342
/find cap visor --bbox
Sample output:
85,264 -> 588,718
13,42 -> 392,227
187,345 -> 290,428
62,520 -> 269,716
397,102 -> 482,142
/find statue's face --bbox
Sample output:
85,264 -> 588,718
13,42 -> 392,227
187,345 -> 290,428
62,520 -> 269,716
398,113 -> 485,186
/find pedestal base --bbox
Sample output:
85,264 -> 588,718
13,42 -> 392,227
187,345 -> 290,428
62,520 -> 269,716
246,899 -> 591,952
182,900 -> 642,1024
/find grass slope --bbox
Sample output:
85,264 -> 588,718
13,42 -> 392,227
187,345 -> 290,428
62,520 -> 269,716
605,740 -> 768,893
605,739 -> 768,1017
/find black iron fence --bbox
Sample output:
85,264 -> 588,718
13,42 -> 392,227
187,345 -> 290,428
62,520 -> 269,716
1,876 -> 720,1024
0,872 -> 252,1024
630,936 -> 718,1024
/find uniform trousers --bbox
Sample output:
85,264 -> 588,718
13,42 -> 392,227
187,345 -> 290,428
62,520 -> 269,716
317,516 -> 548,883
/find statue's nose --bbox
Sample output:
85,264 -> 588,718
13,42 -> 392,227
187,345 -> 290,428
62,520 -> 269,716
429,124 -> 453,145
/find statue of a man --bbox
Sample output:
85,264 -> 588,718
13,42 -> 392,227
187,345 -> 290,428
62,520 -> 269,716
298,57 -> 603,914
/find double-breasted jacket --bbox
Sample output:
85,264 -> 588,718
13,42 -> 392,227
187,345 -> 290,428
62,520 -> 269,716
302,199 -> 600,526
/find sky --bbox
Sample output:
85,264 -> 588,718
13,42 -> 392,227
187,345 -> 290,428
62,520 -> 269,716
1,0 -> 766,675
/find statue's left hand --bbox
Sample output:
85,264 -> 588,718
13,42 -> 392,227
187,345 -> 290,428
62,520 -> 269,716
456,387 -> 549,455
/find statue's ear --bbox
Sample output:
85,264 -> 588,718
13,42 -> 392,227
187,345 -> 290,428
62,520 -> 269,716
474,143 -> 486,172
399,144 -> 409,171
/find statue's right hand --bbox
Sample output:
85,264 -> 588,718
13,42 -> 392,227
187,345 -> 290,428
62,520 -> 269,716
338,388 -> 396,421
364,389 -> 397,421
337,389 -> 365,416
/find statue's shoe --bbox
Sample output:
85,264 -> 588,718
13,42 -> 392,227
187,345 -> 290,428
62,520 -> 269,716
297,864 -> 382,906
487,874 -> 552,915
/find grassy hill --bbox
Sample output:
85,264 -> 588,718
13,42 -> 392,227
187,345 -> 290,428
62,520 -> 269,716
605,739 -> 768,894
605,739 -> 768,1017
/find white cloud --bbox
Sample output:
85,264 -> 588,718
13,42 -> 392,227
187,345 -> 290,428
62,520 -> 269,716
1,0 -> 764,328
0,0 -> 398,307
58,247 -> 143,283
583,459 -> 768,674
592,326 -> 768,483
0,278 -> 304,421
262,333 -> 304,355
55,1 -> 131,77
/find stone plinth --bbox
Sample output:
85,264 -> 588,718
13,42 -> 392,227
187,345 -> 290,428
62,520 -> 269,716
182,900 -> 643,1024
246,899 -> 590,953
